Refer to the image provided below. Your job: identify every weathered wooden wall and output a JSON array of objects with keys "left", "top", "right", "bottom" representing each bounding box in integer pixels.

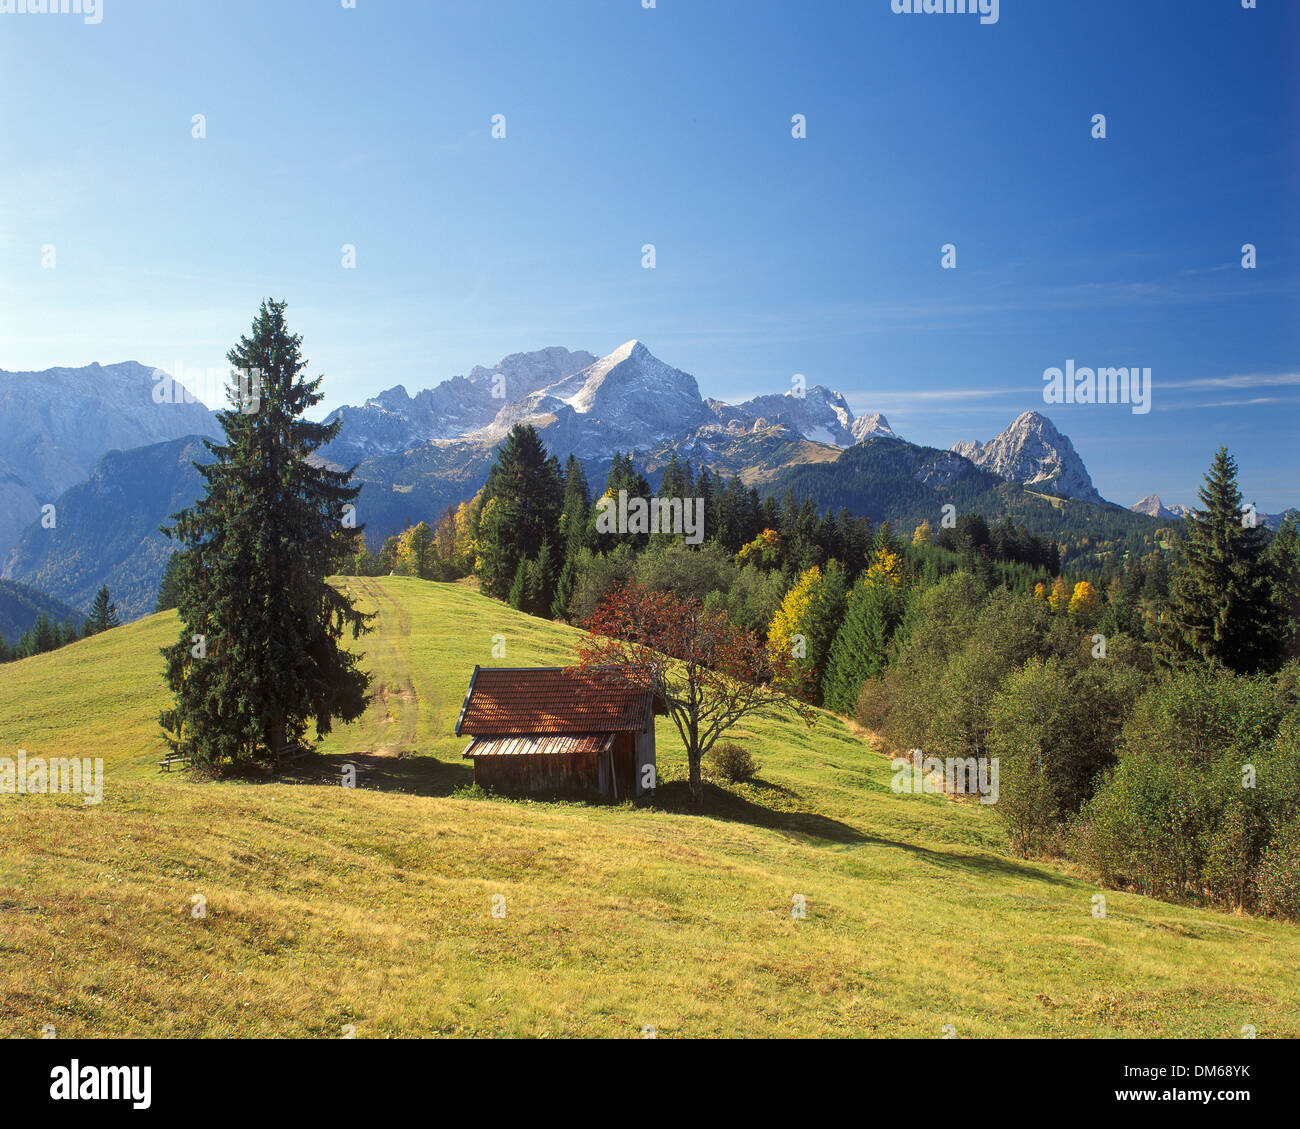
[{"left": 473, "top": 751, "right": 602, "bottom": 796}]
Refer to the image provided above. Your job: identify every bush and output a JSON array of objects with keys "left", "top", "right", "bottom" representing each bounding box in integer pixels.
[
  {"left": 854, "top": 677, "right": 893, "bottom": 732},
  {"left": 1255, "top": 826, "right": 1300, "bottom": 920},
  {"left": 709, "top": 741, "right": 761, "bottom": 784},
  {"left": 1073, "top": 666, "right": 1298, "bottom": 915}
]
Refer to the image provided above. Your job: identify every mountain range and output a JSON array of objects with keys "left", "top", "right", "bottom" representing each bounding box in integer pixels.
[
  {"left": 0, "top": 361, "right": 219, "bottom": 559},
  {"left": 1128, "top": 494, "right": 1296, "bottom": 530},
  {"left": 2, "top": 341, "right": 1291, "bottom": 621}
]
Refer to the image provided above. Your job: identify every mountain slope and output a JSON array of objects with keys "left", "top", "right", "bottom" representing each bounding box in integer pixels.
[
  {"left": 705, "top": 386, "right": 887, "bottom": 447},
  {"left": 952, "top": 411, "right": 1103, "bottom": 503},
  {"left": 762, "top": 435, "right": 1164, "bottom": 568},
  {"left": 2, "top": 577, "right": 1297, "bottom": 1037},
  {"left": 2, "top": 435, "right": 212, "bottom": 619},
  {"left": 0, "top": 362, "right": 220, "bottom": 558},
  {"left": 0, "top": 579, "right": 83, "bottom": 640}
]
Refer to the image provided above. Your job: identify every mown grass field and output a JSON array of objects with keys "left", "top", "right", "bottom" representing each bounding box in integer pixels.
[{"left": 1, "top": 577, "right": 1297, "bottom": 1038}]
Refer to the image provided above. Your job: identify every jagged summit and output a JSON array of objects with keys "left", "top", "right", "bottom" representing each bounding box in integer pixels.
[
  {"left": 1130, "top": 494, "right": 1191, "bottom": 520},
  {"left": 952, "top": 410, "right": 1103, "bottom": 503},
  {"left": 323, "top": 340, "right": 897, "bottom": 461}
]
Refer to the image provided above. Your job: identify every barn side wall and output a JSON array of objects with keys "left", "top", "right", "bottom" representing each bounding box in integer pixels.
[{"left": 472, "top": 752, "right": 603, "bottom": 797}]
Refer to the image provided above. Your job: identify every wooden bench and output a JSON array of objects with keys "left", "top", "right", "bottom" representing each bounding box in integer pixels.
[
  {"left": 273, "top": 744, "right": 311, "bottom": 772},
  {"left": 157, "top": 752, "right": 192, "bottom": 772}
]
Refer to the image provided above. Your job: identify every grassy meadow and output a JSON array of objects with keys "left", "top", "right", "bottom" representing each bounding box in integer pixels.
[{"left": 1, "top": 576, "right": 1297, "bottom": 1038}]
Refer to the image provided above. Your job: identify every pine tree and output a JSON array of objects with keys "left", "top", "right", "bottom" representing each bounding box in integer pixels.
[
  {"left": 87, "top": 586, "right": 120, "bottom": 634},
  {"left": 822, "top": 548, "right": 906, "bottom": 713},
  {"left": 553, "top": 456, "right": 592, "bottom": 620},
  {"left": 31, "top": 614, "right": 59, "bottom": 655},
  {"left": 160, "top": 299, "right": 372, "bottom": 770},
  {"left": 508, "top": 559, "right": 529, "bottom": 612},
  {"left": 476, "top": 424, "right": 563, "bottom": 599},
  {"left": 1165, "top": 447, "right": 1280, "bottom": 673},
  {"left": 0, "top": 631, "right": 10, "bottom": 664}
]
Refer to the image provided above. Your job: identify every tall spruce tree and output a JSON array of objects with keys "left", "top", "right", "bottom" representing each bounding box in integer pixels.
[
  {"left": 160, "top": 300, "right": 372, "bottom": 769},
  {"left": 1165, "top": 447, "right": 1279, "bottom": 674},
  {"left": 552, "top": 455, "right": 593, "bottom": 619},
  {"left": 475, "top": 424, "right": 563, "bottom": 600},
  {"left": 822, "top": 554, "right": 907, "bottom": 715}
]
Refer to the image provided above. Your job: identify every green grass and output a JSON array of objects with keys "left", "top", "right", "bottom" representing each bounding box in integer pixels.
[{"left": 1, "top": 576, "right": 1297, "bottom": 1038}]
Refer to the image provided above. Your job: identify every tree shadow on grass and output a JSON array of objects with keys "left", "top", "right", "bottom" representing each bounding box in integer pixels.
[
  {"left": 278, "top": 750, "right": 473, "bottom": 796},
  {"left": 650, "top": 780, "right": 869, "bottom": 844},
  {"left": 649, "top": 780, "right": 1074, "bottom": 886}
]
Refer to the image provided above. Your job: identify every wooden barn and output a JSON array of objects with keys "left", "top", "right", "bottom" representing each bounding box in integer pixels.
[{"left": 455, "top": 666, "right": 665, "bottom": 801}]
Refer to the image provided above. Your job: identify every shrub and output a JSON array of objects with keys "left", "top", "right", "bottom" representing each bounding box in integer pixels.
[
  {"left": 1255, "top": 826, "right": 1300, "bottom": 920},
  {"left": 854, "top": 677, "right": 893, "bottom": 732},
  {"left": 709, "top": 741, "right": 761, "bottom": 784},
  {"left": 1074, "top": 666, "right": 1298, "bottom": 914}
]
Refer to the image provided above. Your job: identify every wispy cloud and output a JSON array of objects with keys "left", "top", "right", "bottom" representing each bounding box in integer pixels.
[{"left": 1161, "top": 373, "right": 1300, "bottom": 390}]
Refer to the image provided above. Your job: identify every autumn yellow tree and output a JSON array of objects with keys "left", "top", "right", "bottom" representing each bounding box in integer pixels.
[
  {"left": 767, "top": 565, "right": 822, "bottom": 659},
  {"left": 1068, "top": 580, "right": 1100, "bottom": 620},
  {"left": 912, "top": 520, "right": 933, "bottom": 547},
  {"left": 737, "top": 528, "right": 784, "bottom": 569},
  {"left": 395, "top": 522, "right": 434, "bottom": 578},
  {"left": 452, "top": 491, "right": 482, "bottom": 574},
  {"left": 766, "top": 563, "right": 848, "bottom": 701},
  {"left": 1048, "top": 575, "right": 1071, "bottom": 613}
]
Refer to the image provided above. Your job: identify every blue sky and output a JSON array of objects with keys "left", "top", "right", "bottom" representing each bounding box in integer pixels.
[{"left": 2, "top": 0, "right": 1297, "bottom": 508}]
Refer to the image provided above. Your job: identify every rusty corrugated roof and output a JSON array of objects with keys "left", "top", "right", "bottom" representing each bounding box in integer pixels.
[
  {"left": 461, "top": 732, "right": 614, "bottom": 758},
  {"left": 455, "top": 666, "right": 656, "bottom": 736}
]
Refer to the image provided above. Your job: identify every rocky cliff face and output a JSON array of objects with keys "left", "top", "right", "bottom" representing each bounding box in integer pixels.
[{"left": 952, "top": 411, "right": 1103, "bottom": 503}]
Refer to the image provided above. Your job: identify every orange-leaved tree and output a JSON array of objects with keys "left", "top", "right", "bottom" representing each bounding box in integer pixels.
[{"left": 579, "top": 583, "right": 814, "bottom": 804}]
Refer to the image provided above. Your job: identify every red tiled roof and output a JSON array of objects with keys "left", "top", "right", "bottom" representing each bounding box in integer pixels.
[
  {"left": 461, "top": 732, "right": 614, "bottom": 758},
  {"left": 455, "top": 667, "right": 657, "bottom": 736}
]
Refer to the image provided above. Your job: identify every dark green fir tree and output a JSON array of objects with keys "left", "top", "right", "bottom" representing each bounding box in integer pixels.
[
  {"left": 87, "top": 585, "right": 120, "bottom": 634},
  {"left": 475, "top": 424, "right": 563, "bottom": 600},
  {"left": 159, "top": 300, "right": 372, "bottom": 770},
  {"left": 1164, "top": 447, "right": 1280, "bottom": 674}
]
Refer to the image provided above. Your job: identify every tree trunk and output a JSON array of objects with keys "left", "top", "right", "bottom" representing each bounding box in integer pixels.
[{"left": 688, "top": 750, "right": 703, "bottom": 805}]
